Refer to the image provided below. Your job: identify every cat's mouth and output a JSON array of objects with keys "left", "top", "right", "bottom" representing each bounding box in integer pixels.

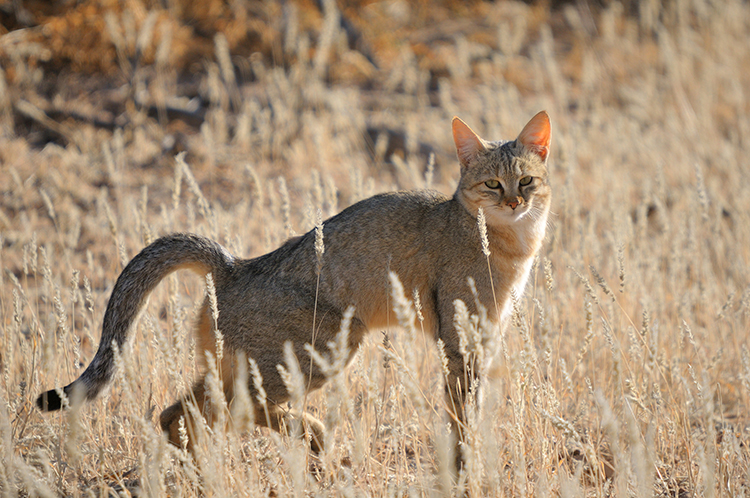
[
  {"left": 498, "top": 199, "right": 532, "bottom": 218},
  {"left": 507, "top": 205, "right": 531, "bottom": 221},
  {"left": 481, "top": 202, "right": 532, "bottom": 226}
]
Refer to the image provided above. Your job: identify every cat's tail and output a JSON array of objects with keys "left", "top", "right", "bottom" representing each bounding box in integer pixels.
[{"left": 36, "top": 233, "right": 235, "bottom": 412}]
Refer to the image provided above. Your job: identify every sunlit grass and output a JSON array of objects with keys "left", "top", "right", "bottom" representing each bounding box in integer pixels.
[{"left": 1, "top": 0, "right": 749, "bottom": 496}]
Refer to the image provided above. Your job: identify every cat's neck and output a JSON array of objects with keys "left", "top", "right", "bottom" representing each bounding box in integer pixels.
[
  {"left": 451, "top": 190, "right": 550, "bottom": 259},
  {"left": 486, "top": 205, "right": 549, "bottom": 259}
]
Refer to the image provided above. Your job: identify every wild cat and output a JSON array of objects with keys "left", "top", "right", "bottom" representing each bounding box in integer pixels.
[{"left": 37, "top": 111, "right": 552, "bottom": 469}]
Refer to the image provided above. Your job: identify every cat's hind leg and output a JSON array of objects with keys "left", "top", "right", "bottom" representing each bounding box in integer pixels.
[
  {"left": 160, "top": 303, "right": 237, "bottom": 451},
  {"left": 253, "top": 405, "right": 326, "bottom": 454}
]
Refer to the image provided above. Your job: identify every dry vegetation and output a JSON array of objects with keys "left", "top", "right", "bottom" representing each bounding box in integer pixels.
[{"left": 1, "top": 0, "right": 750, "bottom": 496}]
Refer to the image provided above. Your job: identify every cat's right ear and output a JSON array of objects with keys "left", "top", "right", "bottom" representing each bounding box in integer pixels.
[
  {"left": 517, "top": 111, "right": 551, "bottom": 162},
  {"left": 452, "top": 117, "right": 486, "bottom": 168}
]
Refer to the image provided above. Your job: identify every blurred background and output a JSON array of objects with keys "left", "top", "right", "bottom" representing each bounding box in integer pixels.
[{"left": 3, "top": 0, "right": 745, "bottom": 196}]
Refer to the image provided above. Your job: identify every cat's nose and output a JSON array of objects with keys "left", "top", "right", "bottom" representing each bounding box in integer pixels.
[{"left": 506, "top": 198, "right": 521, "bottom": 210}]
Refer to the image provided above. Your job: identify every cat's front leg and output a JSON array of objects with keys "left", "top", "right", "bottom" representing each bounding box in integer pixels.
[{"left": 439, "top": 347, "right": 482, "bottom": 479}]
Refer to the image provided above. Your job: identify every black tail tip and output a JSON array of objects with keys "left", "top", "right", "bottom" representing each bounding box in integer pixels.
[{"left": 36, "top": 389, "right": 63, "bottom": 411}]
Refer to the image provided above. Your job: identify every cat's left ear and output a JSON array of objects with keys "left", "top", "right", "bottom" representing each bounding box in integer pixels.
[
  {"left": 517, "top": 111, "right": 551, "bottom": 162},
  {"left": 452, "top": 117, "right": 486, "bottom": 168}
]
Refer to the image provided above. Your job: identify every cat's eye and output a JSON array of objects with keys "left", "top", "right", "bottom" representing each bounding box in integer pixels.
[
  {"left": 485, "top": 180, "right": 501, "bottom": 189},
  {"left": 519, "top": 176, "right": 533, "bottom": 186}
]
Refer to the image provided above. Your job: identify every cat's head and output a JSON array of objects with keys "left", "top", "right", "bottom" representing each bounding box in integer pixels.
[{"left": 452, "top": 111, "right": 551, "bottom": 227}]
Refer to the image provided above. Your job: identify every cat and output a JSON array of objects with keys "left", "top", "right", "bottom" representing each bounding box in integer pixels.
[{"left": 37, "top": 111, "right": 552, "bottom": 471}]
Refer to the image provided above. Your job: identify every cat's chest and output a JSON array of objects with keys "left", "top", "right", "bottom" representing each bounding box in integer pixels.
[
  {"left": 488, "top": 212, "right": 547, "bottom": 258},
  {"left": 496, "top": 256, "right": 535, "bottom": 326},
  {"left": 488, "top": 218, "right": 547, "bottom": 324}
]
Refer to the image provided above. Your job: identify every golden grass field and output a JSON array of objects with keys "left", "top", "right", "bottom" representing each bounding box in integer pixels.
[{"left": 1, "top": 0, "right": 749, "bottom": 496}]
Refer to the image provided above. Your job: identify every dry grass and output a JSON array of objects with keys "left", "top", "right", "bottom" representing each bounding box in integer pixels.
[{"left": 1, "top": 0, "right": 750, "bottom": 496}]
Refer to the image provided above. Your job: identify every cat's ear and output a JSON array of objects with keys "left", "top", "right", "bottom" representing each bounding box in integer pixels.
[
  {"left": 517, "top": 111, "right": 551, "bottom": 162},
  {"left": 452, "top": 117, "right": 486, "bottom": 167}
]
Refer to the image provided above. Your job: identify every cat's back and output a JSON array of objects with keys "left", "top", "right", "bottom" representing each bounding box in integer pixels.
[
  {"left": 244, "top": 189, "right": 454, "bottom": 276},
  {"left": 329, "top": 189, "right": 448, "bottom": 227},
  {"left": 242, "top": 187, "right": 481, "bottom": 286},
  {"left": 316, "top": 189, "right": 451, "bottom": 263},
  {"left": 231, "top": 188, "right": 476, "bottom": 330}
]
